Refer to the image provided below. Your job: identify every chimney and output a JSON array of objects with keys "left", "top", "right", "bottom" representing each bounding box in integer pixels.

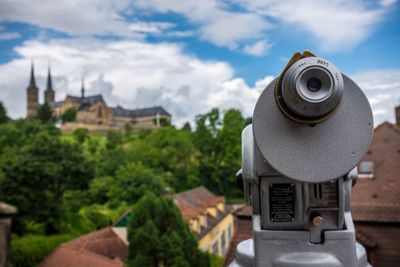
[
  {"left": 396, "top": 102, "right": 400, "bottom": 126},
  {"left": 0, "top": 202, "right": 17, "bottom": 267}
]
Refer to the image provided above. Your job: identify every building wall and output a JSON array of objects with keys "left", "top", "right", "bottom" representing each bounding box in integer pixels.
[
  {"left": 27, "top": 88, "right": 39, "bottom": 118},
  {"left": 110, "top": 114, "right": 171, "bottom": 131},
  {"left": 356, "top": 222, "right": 400, "bottom": 267},
  {"left": 75, "top": 102, "right": 110, "bottom": 125},
  {"left": 198, "top": 213, "right": 234, "bottom": 257},
  {"left": 44, "top": 90, "right": 55, "bottom": 104},
  {"left": 53, "top": 99, "right": 80, "bottom": 117}
]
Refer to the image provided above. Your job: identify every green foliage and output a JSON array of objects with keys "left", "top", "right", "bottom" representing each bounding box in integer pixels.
[
  {"left": 80, "top": 205, "right": 114, "bottom": 229},
  {"left": 11, "top": 234, "right": 74, "bottom": 267},
  {"left": 61, "top": 107, "right": 77, "bottom": 122},
  {"left": 194, "top": 108, "right": 245, "bottom": 196},
  {"left": 0, "top": 120, "right": 95, "bottom": 234},
  {"left": 73, "top": 128, "right": 89, "bottom": 143},
  {"left": 181, "top": 122, "right": 192, "bottom": 132},
  {"left": 153, "top": 117, "right": 171, "bottom": 127},
  {"left": 209, "top": 253, "right": 224, "bottom": 267},
  {"left": 88, "top": 176, "right": 114, "bottom": 204},
  {"left": 108, "top": 163, "right": 166, "bottom": 207},
  {"left": 97, "top": 147, "right": 126, "bottom": 176},
  {"left": 0, "top": 101, "right": 9, "bottom": 124},
  {"left": 128, "top": 192, "right": 209, "bottom": 267},
  {"left": 106, "top": 130, "right": 123, "bottom": 149},
  {"left": 126, "top": 126, "right": 199, "bottom": 191},
  {"left": 1, "top": 107, "right": 248, "bottom": 265},
  {"left": 37, "top": 103, "right": 54, "bottom": 124}
]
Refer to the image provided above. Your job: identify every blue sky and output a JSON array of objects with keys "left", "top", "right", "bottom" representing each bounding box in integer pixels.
[{"left": 0, "top": 0, "right": 399, "bottom": 125}]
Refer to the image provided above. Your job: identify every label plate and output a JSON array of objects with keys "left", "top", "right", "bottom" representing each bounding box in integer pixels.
[{"left": 269, "top": 183, "right": 295, "bottom": 222}]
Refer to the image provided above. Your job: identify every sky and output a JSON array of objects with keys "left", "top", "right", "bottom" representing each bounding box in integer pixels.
[{"left": 0, "top": 0, "right": 399, "bottom": 126}]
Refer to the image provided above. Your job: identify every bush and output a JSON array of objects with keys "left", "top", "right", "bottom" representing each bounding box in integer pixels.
[
  {"left": 61, "top": 107, "right": 77, "bottom": 123},
  {"left": 11, "top": 234, "right": 74, "bottom": 267},
  {"left": 209, "top": 253, "right": 224, "bottom": 267}
]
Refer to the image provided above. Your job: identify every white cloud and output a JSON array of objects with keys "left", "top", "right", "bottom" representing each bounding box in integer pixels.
[
  {"left": 129, "top": 22, "right": 175, "bottom": 34},
  {"left": 1, "top": 37, "right": 398, "bottom": 127},
  {"left": 132, "top": 0, "right": 272, "bottom": 53},
  {"left": 0, "top": 0, "right": 396, "bottom": 54},
  {"left": 352, "top": 69, "right": 400, "bottom": 125},
  {"left": 0, "top": 0, "right": 134, "bottom": 37},
  {"left": 243, "top": 40, "right": 272, "bottom": 56},
  {"left": 234, "top": 0, "right": 396, "bottom": 52},
  {"left": 0, "top": 38, "right": 269, "bottom": 126},
  {"left": 0, "top": 31, "right": 20, "bottom": 40}
]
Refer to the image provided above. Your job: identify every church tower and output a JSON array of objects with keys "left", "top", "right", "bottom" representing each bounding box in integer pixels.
[
  {"left": 26, "top": 63, "right": 39, "bottom": 118},
  {"left": 44, "top": 66, "right": 55, "bottom": 103}
]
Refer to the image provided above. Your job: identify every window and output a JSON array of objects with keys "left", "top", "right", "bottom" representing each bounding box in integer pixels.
[
  {"left": 228, "top": 224, "right": 232, "bottom": 241},
  {"left": 212, "top": 241, "right": 219, "bottom": 255},
  {"left": 221, "top": 231, "right": 226, "bottom": 255},
  {"left": 358, "top": 161, "right": 374, "bottom": 179}
]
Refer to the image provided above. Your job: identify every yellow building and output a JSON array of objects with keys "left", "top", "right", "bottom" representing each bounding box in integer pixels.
[{"left": 173, "top": 186, "right": 235, "bottom": 256}]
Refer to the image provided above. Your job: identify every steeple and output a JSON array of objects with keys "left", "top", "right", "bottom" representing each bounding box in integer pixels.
[
  {"left": 44, "top": 65, "right": 55, "bottom": 103},
  {"left": 46, "top": 66, "right": 54, "bottom": 92},
  {"left": 29, "top": 62, "right": 36, "bottom": 88},
  {"left": 81, "top": 76, "right": 85, "bottom": 99}
]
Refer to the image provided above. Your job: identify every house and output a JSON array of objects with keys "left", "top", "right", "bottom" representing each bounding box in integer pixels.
[
  {"left": 223, "top": 205, "right": 252, "bottom": 267},
  {"left": 173, "top": 186, "right": 235, "bottom": 257},
  {"left": 39, "top": 227, "right": 128, "bottom": 267},
  {"left": 351, "top": 104, "right": 400, "bottom": 266},
  {"left": 113, "top": 186, "right": 235, "bottom": 257}
]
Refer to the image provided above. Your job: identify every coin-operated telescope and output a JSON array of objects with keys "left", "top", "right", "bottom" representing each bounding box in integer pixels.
[{"left": 231, "top": 51, "right": 373, "bottom": 267}]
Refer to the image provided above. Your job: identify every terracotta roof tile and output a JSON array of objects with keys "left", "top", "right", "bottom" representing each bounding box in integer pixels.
[
  {"left": 352, "top": 121, "right": 400, "bottom": 222},
  {"left": 173, "top": 186, "right": 224, "bottom": 220},
  {"left": 39, "top": 227, "right": 128, "bottom": 267}
]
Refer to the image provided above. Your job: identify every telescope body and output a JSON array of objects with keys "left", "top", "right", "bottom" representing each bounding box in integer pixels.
[{"left": 231, "top": 54, "right": 373, "bottom": 267}]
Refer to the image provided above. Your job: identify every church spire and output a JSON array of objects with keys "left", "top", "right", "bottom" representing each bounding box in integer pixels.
[
  {"left": 29, "top": 61, "right": 36, "bottom": 88},
  {"left": 44, "top": 65, "right": 55, "bottom": 104},
  {"left": 46, "top": 66, "right": 54, "bottom": 92},
  {"left": 81, "top": 76, "right": 85, "bottom": 99}
]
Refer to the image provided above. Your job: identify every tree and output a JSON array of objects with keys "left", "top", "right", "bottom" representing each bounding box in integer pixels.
[
  {"left": 0, "top": 126, "right": 94, "bottom": 234},
  {"left": 128, "top": 192, "right": 209, "bottom": 267},
  {"left": 0, "top": 102, "right": 9, "bottom": 124},
  {"left": 216, "top": 109, "right": 245, "bottom": 197},
  {"left": 37, "top": 103, "right": 54, "bottom": 124},
  {"left": 181, "top": 122, "right": 192, "bottom": 132},
  {"left": 126, "top": 127, "right": 199, "bottom": 191},
  {"left": 106, "top": 130, "right": 123, "bottom": 150},
  {"left": 107, "top": 163, "right": 166, "bottom": 207},
  {"left": 193, "top": 108, "right": 245, "bottom": 197},
  {"left": 73, "top": 128, "right": 89, "bottom": 143},
  {"left": 61, "top": 107, "right": 77, "bottom": 123}
]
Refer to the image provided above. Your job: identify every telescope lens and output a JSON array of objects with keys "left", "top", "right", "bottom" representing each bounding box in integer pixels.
[
  {"left": 307, "top": 77, "right": 322, "bottom": 92},
  {"left": 280, "top": 57, "right": 344, "bottom": 119}
]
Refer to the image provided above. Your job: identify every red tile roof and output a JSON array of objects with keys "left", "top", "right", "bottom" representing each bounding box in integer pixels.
[
  {"left": 173, "top": 186, "right": 224, "bottom": 220},
  {"left": 39, "top": 227, "right": 128, "bottom": 267},
  {"left": 352, "top": 122, "right": 400, "bottom": 222}
]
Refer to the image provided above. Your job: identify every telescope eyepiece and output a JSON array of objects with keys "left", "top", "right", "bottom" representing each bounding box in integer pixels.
[{"left": 280, "top": 57, "right": 344, "bottom": 120}]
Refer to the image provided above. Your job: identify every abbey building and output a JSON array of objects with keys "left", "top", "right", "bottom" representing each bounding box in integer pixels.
[{"left": 26, "top": 64, "right": 171, "bottom": 132}]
